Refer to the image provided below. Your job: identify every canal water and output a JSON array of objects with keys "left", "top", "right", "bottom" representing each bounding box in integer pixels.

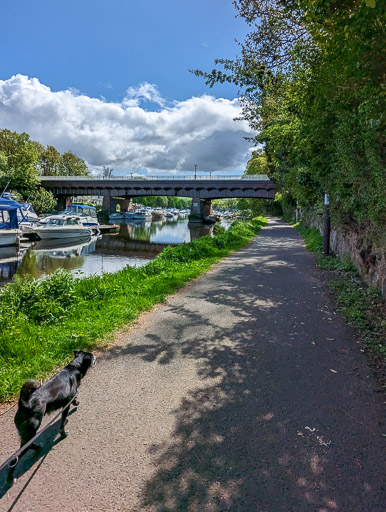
[{"left": 0, "top": 217, "right": 227, "bottom": 285}]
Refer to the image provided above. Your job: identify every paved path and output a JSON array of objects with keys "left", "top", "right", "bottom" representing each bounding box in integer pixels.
[{"left": 0, "top": 218, "right": 385, "bottom": 511}]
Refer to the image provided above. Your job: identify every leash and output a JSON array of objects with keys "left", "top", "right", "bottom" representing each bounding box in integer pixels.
[
  {"left": 0, "top": 402, "right": 17, "bottom": 417},
  {"left": 0, "top": 394, "right": 78, "bottom": 475}
]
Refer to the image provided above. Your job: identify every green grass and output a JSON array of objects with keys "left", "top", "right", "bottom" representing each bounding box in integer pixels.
[
  {"left": 290, "top": 220, "right": 385, "bottom": 359},
  {"left": 0, "top": 217, "right": 267, "bottom": 400},
  {"left": 292, "top": 221, "right": 323, "bottom": 252}
]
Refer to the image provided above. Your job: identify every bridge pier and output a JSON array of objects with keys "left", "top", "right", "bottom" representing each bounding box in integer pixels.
[
  {"left": 102, "top": 197, "right": 133, "bottom": 213},
  {"left": 102, "top": 196, "right": 111, "bottom": 212},
  {"left": 118, "top": 198, "right": 133, "bottom": 212},
  {"left": 56, "top": 196, "right": 72, "bottom": 211},
  {"left": 189, "top": 198, "right": 214, "bottom": 224}
]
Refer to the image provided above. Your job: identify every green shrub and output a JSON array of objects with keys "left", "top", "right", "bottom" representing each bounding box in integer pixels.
[
  {"left": 0, "top": 269, "right": 77, "bottom": 324},
  {"left": 213, "top": 223, "right": 226, "bottom": 236}
]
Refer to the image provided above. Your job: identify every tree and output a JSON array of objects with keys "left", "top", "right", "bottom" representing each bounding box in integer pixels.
[
  {"left": 39, "top": 145, "right": 62, "bottom": 176},
  {"left": 0, "top": 128, "right": 39, "bottom": 196},
  {"left": 31, "top": 187, "right": 57, "bottom": 214},
  {"left": 155, "top": 196, "right": 168, "bottom": 208},
  {"left": 60, "top": 151, "right": 89, "bottom": 176},
  {"left": 245, "top": 152, "right": 269, "bottom": 176},
  {"left": 193, "top": 0, "right": 386, "bottom": 237},
  {"left": 0, "top": 129, "right": 94, "bottom": 214},
  {"left": 237, "top": 152, "right": 270, "bottom": 216},
  {"left": 102, "top": 165, "right": 113, "bottom": 178},
  {"left": 0, "top": 150, "right": 7, "bottom": 175}
]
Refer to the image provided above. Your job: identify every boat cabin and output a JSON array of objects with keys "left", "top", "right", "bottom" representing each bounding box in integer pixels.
[
  {"left": 0, "top": 198, "right": 25, "bottom": 229},
  {"left": 44, "top": 215, "right": 83, "bottom": 226},
  {"left": 64, "top": 204, "right": 97, "bottom": 219}
]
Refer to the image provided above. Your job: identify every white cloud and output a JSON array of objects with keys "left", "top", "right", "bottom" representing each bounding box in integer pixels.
[
  {"left": 0, "top": 74, "right": 254, "bottom": 174},
  {"left": 123, "top": 82, "right": 166, "bottom": 108}
]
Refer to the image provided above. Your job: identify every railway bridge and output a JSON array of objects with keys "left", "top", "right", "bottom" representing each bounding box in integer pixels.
[{"left": 39, "top": 175, "right": 276, "bottom": 222}]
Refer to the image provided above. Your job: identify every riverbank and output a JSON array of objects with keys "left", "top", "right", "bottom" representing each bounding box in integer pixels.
[{"left": 0, "top": 217, "right": 267, "bottom": 400}]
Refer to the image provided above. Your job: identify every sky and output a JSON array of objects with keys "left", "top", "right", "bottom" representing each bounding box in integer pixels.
[{"left": 0, "top": 0, "right": 255, "bottom": 176}]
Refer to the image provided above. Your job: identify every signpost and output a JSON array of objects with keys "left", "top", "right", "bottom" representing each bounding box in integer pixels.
[{"left": 323, "top": 193, "right": 330, "bottom": 256}]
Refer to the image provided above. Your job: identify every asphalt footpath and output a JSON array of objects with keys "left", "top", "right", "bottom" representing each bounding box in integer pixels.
[{"left": 0, "top": 217, "right": 385, "bottom": 511}]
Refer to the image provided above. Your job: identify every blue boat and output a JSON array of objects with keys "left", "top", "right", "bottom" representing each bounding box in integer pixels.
[{"left": 0, "top": 197, "right": 24, "bottom": 246}]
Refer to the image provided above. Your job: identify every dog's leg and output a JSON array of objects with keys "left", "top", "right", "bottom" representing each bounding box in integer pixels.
[
  {"left": 7, "top": 459, "right": 17, "bottom": 485},
  {"left": 19, "top": 427, "right": 41, "bottom": 452},
  {"left": 73, "top": 392, "right": 79, "bottom": 407},
  {"left": 7, "top": 430, "right": 41, "bottom": 485},
  {"left": 59, "top": 403, "right": 71, "bottom": 438}
]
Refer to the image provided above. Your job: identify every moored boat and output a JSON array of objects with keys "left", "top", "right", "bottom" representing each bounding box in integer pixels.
[
  {"left": 63, "top": 204, "right": 99, "bottom": 227},
  {"left": 35, "top": 216, "right": 93, "bottom": 240},
  {"left": 151, "top": 209, "right": 165, "bottom": 220},
  {"left": 133, "top": 209, "right": 152, "bottom": 220},
  {"left": 0, "top": 197, "right": 22, "bottom": 246},
  {"left": 164, "top": 210, "right": 176, "bottom": 219},
  {"left": 0, "top": 229, "right": 21, "bottom": 247}
]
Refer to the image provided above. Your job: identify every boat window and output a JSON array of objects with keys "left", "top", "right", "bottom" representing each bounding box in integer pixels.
[
  {"left": 67, "top": 219, "right": 79, "bottom": 225},
  {"left": 0, "top": 211, "right": 10, "bottom": 223},
  {"left": 1, "top": 211, "right": 7, "bottom": 222}
]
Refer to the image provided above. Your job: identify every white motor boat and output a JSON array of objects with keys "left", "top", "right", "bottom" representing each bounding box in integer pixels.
[
  {"left": 164, "top": 210, "right": 176, "bottom": 219},
  {"left": 39, "top": 204, "right": 100, "bottom": 229},
  {"left": 133, "top": 209, "right": 152, "bottom": 220},
  {"left": 35, "top": 216, "right": 93, "bottom": 240},
  {"left": 62, "top": 204, "right": 100, "bottom": 227}
]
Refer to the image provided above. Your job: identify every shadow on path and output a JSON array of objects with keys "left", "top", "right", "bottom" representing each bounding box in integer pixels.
[
  {"left": 0, "top": 410, "right": 76, "bottom": 502},
  {"left": 102, "top": 221, "right": 385, "bottom": 511}
]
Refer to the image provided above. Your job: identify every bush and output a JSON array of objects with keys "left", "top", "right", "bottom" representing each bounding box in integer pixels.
[{"left": 0, "top": 269, "right": 77, "bottom": 324}]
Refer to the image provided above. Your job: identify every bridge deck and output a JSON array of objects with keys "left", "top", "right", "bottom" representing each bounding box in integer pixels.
[{"left": 39, "top": 175, "right": 276, "bottom": 199}]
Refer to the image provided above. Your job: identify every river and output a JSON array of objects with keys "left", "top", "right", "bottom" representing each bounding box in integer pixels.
[{"left": 0, "top": 217, "right": 230, "bottom": 285}]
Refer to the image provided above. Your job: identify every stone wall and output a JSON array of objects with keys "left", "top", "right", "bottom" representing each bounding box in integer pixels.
[
  {"left": 300, "top": 208, "right": 386, "bottom": 296},
  {"left": 329, "top": 228, "right": 386, "bottom": 297}
]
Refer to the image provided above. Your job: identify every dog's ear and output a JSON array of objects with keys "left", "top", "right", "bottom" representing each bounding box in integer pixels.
[{"left": 74, "top": 350, "right": 81, "bottom": 358}]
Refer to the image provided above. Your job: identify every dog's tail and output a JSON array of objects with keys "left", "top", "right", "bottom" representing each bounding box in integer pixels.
[{"left": 19, "top": 380, "right": 39, "bottom": 405}]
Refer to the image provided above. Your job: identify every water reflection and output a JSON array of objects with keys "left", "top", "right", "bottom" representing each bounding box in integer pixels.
[
  {"left": 0, "top": 246, "right": 26, "bottom": 284},
  {"left": 0, "top": 217, "right": 228, "bottom": 285},
  {"left": 19, "top": 237, "right": 100, "bottom": 279},
  {"left": 116, "top": 217, "right": 198, "bottom": 244}
]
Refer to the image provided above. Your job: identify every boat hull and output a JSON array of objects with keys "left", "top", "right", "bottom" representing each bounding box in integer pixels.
[
  {"left": 35, "top": 227, "right": 92, "bottom": 240},
  {"left": 133, "top": 213, "right": 152, "bottom": 220},
  {"left": 0, "top": 229, "right": 21, "bottom": 247}
]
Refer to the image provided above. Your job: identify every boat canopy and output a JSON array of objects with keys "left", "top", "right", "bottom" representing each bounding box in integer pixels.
[
  {"left": 72, "top": 204, "right": 96, "bottom": 209},
  {"left": 65, "top": 204, "right": 97, "bottom": 218},
  {"left": 0, "top": 198, "right": 26, "bottom": 229}
]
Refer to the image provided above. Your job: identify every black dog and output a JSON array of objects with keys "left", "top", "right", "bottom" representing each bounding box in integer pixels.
[{"left": 14, "top": 350, "right": 96, "bottom": 451}]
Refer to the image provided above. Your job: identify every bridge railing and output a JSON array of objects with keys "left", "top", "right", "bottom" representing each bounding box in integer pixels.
[{"left": 38, "top": 174, "right": 270, "bottom": 181}]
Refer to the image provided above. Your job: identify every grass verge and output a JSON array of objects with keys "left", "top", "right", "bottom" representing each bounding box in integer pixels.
[
  {"left": 291, "top": 220, "right": 385, "bottom": 381},
  {"left": 0, "top": 217, "right": 267, "bottom": 400}
]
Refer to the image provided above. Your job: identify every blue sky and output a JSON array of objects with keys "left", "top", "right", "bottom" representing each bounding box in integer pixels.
[{"left": 0, "top": 0, "right": 255, "bottom": 174}]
